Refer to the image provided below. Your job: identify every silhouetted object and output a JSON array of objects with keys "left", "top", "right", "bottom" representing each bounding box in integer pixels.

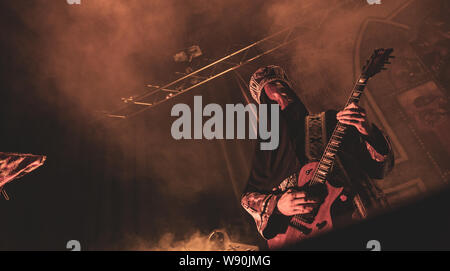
[{"left": 0, "top": 152, "right": 46, "bottom": 200}]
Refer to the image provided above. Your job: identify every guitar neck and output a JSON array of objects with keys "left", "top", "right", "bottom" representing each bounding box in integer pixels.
[
  {"left": 310, "top": 75, "right": 369, "bottom": 185},
  {"left": 345, "top": 75, "right": 369, "bottom": 107}
]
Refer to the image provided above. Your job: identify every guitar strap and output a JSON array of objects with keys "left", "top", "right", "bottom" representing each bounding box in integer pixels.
[
  {"left": 305, "top": 112, "right": 369, "bottom": 219},
  {"left": 305, "top": 112, "right": 327, "bottom": 162}
]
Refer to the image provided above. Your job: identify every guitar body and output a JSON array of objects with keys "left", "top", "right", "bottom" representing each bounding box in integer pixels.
[{"left": 267, "top": 162, "right": 344, "bottom": 250}]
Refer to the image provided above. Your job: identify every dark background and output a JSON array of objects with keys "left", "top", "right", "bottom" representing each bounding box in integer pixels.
[{"left": 0, "top": 0, "right": 448, "bottom": 250}]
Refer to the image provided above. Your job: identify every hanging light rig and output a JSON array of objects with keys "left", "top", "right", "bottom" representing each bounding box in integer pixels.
[{"left": 104, "top": 24, "right": 309, "bottom": 120}]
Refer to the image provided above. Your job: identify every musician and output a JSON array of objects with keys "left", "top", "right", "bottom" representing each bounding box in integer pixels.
[{"left": 241, "top": 65, "right": 394, "bottom": 247}]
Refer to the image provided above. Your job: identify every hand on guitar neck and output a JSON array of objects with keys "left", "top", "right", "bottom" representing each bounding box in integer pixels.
[{"left": 336, "top": 102, "right": 373, "bottom": 136}]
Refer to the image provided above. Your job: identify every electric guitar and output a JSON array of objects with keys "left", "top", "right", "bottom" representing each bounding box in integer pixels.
[{"left": 267, "top": 48, "right": 394, "bottom": 250}]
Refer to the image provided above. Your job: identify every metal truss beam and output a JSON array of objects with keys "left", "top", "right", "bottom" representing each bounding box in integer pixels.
[{"left": 104, "top": 24, "right": 309, "bottom": 120}]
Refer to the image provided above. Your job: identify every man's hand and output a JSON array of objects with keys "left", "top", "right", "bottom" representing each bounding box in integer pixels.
[
  {"left": 276, "top": 189, "right": 318, "bottom": 216},
  {"left": 336, "top": 103, "right": 372, "bottom": 136}
]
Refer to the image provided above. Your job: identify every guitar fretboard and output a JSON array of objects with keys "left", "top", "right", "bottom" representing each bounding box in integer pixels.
[{"left": 310, "top": 75, "right": 369, "bottom": 185}]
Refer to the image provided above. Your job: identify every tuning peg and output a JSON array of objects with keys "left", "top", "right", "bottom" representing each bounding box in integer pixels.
[{"left": 389, "top": 55, "right": 395, "bottom": 58}]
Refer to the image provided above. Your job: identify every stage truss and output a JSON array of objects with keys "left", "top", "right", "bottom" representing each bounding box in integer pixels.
[{"left": 104, "top": 25, "right": 309, "bottom": 120}]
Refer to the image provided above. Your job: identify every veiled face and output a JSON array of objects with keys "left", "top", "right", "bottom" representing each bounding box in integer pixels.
[{"left": 263, "top": 81, "right": 295, "bottom": 110}]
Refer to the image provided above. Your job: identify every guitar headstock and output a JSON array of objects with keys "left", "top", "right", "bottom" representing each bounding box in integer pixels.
[{"left": 361, "top": 48, "right": 394, "bottom": 78}]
